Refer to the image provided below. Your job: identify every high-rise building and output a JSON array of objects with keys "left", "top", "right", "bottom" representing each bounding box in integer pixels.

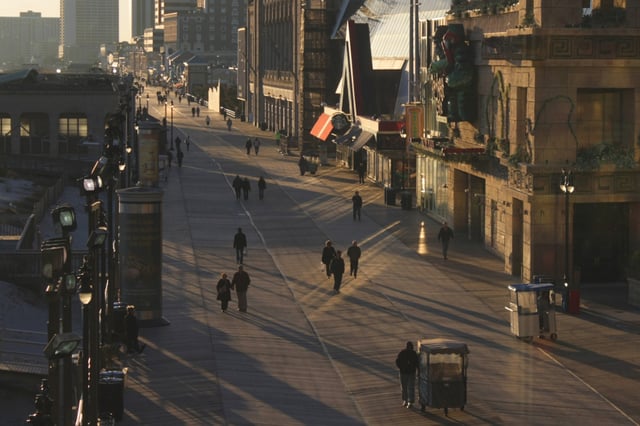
[
  {"left": 155, "top": 0, "right": 197, "bottom": 28},
  {"left": 0, "top": 11, "right": 59, "bottom": 70},
  {"left": 133, "top": 0, "right": 155, "bottom": 39},
  {"left": 60, "top": 0, "right": 119, "bottom": 64}
]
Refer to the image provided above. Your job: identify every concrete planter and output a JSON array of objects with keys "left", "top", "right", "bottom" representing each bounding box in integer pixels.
[{"left": 628, "top": 277, "right": 640, "bottom": 308}]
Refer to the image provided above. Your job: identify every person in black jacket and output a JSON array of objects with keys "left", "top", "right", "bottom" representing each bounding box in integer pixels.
[
  {"left": 330, "top": 250, "right": 345, "bottom": 294},
  {"left": 124, "top": 305, "right": 145, "bottom": 354},
  {"left": 233, "top": 227, "right": 247, "bottom": 264},
  {"left": 346, "top": 240, "right": 361, "bottom": 278},
  {"left": 232, "top": 175, "right": 242, "bottom": 200},
  {"left": 395, "top": 341, "right": 419, "bottom": 408},
  {"left": 321, "top": 240, "right": 337, "bottom": 279}
]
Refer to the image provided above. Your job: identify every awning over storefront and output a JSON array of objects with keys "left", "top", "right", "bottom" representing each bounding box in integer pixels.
[
  {"left": 350, "top": 130, "right": 374, "bottom": 151},
  {"left": 310, "top": 113, "right": 334, "bottom": 141}
]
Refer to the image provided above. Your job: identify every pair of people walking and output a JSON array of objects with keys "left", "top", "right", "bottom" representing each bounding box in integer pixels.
[
  {"left": 216, "top": 265, "right": 251, "bottom": 313},
  {"left": 232, "top": 175, "right": 252, "bottom": 200},
  {"left": 246, "top": 137, "right": 261, "bottom": 155}
]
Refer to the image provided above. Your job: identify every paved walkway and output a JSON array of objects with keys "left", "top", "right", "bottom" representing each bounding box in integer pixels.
[{"left": 107, "top": 97, "right": 640, "bottom": 426}]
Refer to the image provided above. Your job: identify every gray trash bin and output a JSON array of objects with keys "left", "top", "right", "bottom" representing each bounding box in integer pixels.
[{"left": 385, "top": 188, "right": 396, "bottom": 206}]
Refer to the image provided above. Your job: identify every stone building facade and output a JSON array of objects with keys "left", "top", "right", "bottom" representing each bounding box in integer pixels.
[{"left": 416, "top": 0, "right": 640, "bottom": 285}]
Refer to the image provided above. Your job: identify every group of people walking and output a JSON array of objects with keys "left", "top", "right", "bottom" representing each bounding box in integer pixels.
[
  {"left": 321, "top": 240, "right": 361, "bottom": 294},
  {"left": 245, "top": 137, "right": 261, "bottom": 155},
  {"left": 232, "top": 175, "right": 267, "bottom": 201}
]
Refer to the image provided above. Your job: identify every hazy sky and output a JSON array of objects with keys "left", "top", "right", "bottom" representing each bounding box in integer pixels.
[{"left": 0, "top": 1, "right": 132, "bottom": 41}]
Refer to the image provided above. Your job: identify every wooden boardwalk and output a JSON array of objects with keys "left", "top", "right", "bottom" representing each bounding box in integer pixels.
[{"left": 114, "top": 103, "right": 640, "bottom": 426}]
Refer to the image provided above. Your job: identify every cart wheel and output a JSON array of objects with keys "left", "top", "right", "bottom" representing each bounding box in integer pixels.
[
  {"left": 550, "top": 333, "right": 558, "bottom": 341},
  {"left": 444, "top": 407, "right": 448, "bottom": 415}
]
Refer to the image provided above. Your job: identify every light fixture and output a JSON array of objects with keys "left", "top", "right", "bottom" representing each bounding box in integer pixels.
[
  {"left": 51, "top": 204, "right": 77, "bottom": 233},
  {"left": 90, "top": 156, "right": 110, "bottom": 178},
  {"left": 87, "top": 226, "right": 108, "bottom": 249},
  {"left": 82, "top": 176, "right": 103, "bottom": 193},
  {"left": 78, "top": 275, "right": 92, "bottom": 305},
  {"left": 41, "top": 241, "right": 68, "bottom": 280},
  {"left": 43, "top": 332, "right": 81, "bottom": 360},
  {"left": 62, "top": 273, "right": 77, "bottom": 293}
]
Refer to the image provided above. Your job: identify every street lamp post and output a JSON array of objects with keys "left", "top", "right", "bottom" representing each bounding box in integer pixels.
[
  {"left": 170, "top": 101, "right": 174, "bottom": 150},
  {"left": 560, "top": 169, "right": 576, "bottom": 313}
]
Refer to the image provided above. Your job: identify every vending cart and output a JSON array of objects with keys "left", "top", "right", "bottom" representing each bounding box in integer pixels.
[
  {"left": 417, "top": 338, "right": 469, "bottom": 415},
  {"left": 505, "top": 283, "right": 557, "bottom": 342}
]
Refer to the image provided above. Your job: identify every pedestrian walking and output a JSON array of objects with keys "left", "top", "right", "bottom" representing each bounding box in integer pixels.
[
  {"left": 358, "top": 162, "right": 366, "bottom": 184},
  {"left": 245, "top": 138, "right": 252, "bottom": 155},
  {"left": 177, "top": 149, "right": 184, "bottom": 167},
  {"left": 185, "top": 135, "right": 191, "bottom": 151},
  {"left": 167, "top": 149, "right": 173, "bottom": 168},
  {"left": 395, "top": 341, "right": 419, "bottom": 408},
  {"left": 175, "top": 136, "right": 181, "bottom": 152},
  {"left": 124, "top": 305, "right": 146, "bottom": 354},
  {"left": 227, "top": 118, "right": 232, "bottom": 131},
  {"left": 253, "top": 138, "right": 261, "bottom": 155},
  {"left": 258, "top": 176, "right": 266, "bottom": 200},
  {"left": 233, "top": 227, "right": 247, "bottom": 264},
  {"left": 298, "top": 155, "right": 308, "bottom": 175},
  {"left": 232, "top": 175, "right": 242, "bottom": 200},
  {"left": 437, "top": 221, "right": 454, "bottom": 259},
  {"left": 205, "top": 116, "right": 211, "bottom": 126},
  {"left": 352, "top": 191, "right": 363, "bottom": 221},
  {"left": 223, "top": 109, "right": 227, "bottom": 120},
  {"left": 347, "top": 240, "right": 361, "bottom": 278},
  {"left": 232, "top": 265, "right": 251, "bottom": 312},
  {"left": 321, "top": 240, "right": 337, "bottom": 279},
  {"left": 330, "top": 250, "right": 345, "bottom": 294},
  {"left": 196, "top": 106, "right": 200, "bottom": 117},
  {"left": 192, "top": 107, "right": 196, "bottom": 117},
  {"left": 242, "top": 177, "right": 251, "bottom": 200},
  {"left": 216, "top": 273, "right": 233, "bottom": 312}
]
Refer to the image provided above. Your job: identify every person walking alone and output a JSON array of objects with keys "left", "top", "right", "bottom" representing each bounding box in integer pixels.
[
  {"left": 330, "top": 250, "right": 345, "bottom": 294},
  {"left": 245, "top": 138, "right": 252, "bottom": 155},
  {"left": 321, "top": 240, "right": 337, "bottom": 279},
  {"left": 216, "top": 273, "right": 232, "bottom": 312},
  {"left": 437, "top": 221, "right": 454, "bottom": 260},
  {"left": 352, "top": 191, "right": 363, "bottom": 221},
  {"left": 258, "top": 176, "right": 266, "bottom": 200},
  {"left": 232, "top": 265, "right": 251, "bottom": 312},
  {"left": 242, "top": 177, "right": 251, "bottom": 200},
  {"left": 124, "top": 305, "right": 145, "bottom": 354},
  {"left": 232, "top": 175, "right": 242, "bottom": 200},
  {"left": 253, "top": 138, "right": 261, "bottom": 155},
  {"left": 395, "top": 341, "right": 419, "bottom": 408},
  {"left": 347, "top": 240, "right": 361, "bottom": 278},
  {"left": 233, "top": 227, "right": 247, "bottom": 264}
]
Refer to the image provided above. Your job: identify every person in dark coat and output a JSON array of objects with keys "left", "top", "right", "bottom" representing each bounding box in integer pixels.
[
  {"left": 232, "top": 175, "right": 243, "bottom": 200},
  {"left": 253, "top": 138, "right": 261, "bottom": 155},
  {"left": 357, "top": 162, "right": 366, "bottom": 184},
  {"left": 321, "top": 240, "right": 337, "bottom": 279},
  {"left": 347, "top": 240, "right": 361, "bottom": 278},
  {"left": 233, "top": 227, "right": 247, "bottom": 264},
  {"left": 216, "top": 273, "right": 233, "bottom": 312},
  {"left": 232, "top": 265, "right": 251, "bottom": 312},
  {"left": 245, "top": 138, "right": 253, "bottom": 155},
  {"left": 352, "top": 191, "right": 363, "bottom": 221},
  {"left": 177, "top": 149, "right": 184, "bottom": 167},
  {"left": 258, "top": 176, "right": 266, "bottom": 200},
  {"left": 242, "top": 177, "right": 251, "bottom": 200},
  {"left": 396, "top": 341, "right": 419, "bottom": 408},
  {"left": 437, "top": 221, "right": 454, "bottom": 259},
  {"left": 330, "top": 250, "right": 345, "bottom": 294},
  {"left": 124, "top": 305, "right": 145, "bottom": 354},
  {"left": 298, "top": 155, "right": 308, "bottom": 175}
]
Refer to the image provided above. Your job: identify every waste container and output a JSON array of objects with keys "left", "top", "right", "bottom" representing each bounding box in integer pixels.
[
  {"left": 384, "top": 188, "right": 396, "bottom": 206},
  {"left": 401, "top": 191, "right": 412, "bottom": 210},
  {"left": 505, "top": 283, "right": 557, "bottom": 342},
  {"left": 99, "top": 370, "right": 126, "bottom": 421}
]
